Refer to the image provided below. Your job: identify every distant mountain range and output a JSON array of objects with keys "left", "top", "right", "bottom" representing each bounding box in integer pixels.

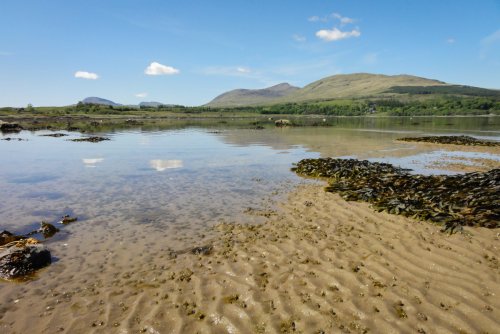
[
  {"left": 77, "top": 73, "right": 500, "bottom": 109},
  {"left": 81, "top": 97, "right": 122, "bottom": 106},
  {"left": 206, "top": 73, "right": 500, "bottom": 107},
  {"left": 80, "top": 98, "right": 170, "bottom": 108},
  {"left": 206, "top": 83, "right": 300, "bottom": 107}
]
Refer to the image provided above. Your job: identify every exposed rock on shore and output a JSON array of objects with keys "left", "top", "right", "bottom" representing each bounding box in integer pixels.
[{"left": 0, "top": 239, "right": 51, "bottom": 280}]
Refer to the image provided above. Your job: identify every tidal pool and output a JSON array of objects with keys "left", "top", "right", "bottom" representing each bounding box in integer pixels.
[{"left": 0, "top": 116, "right": 499, "bottom": 333}]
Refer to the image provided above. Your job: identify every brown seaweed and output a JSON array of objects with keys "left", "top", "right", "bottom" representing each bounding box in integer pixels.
[
  {"left": 293, "top": 158, "right": 499, "bottom": 230},
  {"left": 398, "top": 135, "right": 500, "bottom": 147}
]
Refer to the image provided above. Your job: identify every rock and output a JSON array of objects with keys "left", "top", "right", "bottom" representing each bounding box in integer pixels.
[
  {"left": 40, "top": 133, "right": 67, "bottom": 137},
  {"left": 39, "top": 222, "right": 59, "bottom": 238},
  {"left": 275, "top": 119, "right": 291, "bottom": 127},
  {"left": 70, "top": 136, "right": 110, "bottom": 143},
  {"left": 59, "top": 215, "right": 77, "bottom": 225},
  {"left": 1, "top": 137, "right": 26, "bottom": 141},
  {"left": 0, "top": 123, "right": 23, "bottom": 133},
  {"left": 0, "top": 231, "right": 24, "bottom": 246},
  {"left": 191, "top": 245, "right": 213, "bottom": 255},
  {"left": 0, "top": 242, "right": 51, "bottom": 280}
]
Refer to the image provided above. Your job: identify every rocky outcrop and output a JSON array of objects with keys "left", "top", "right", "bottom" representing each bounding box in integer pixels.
[
  {"left": 0, "top": 123, "right": 23, "bottom": 133},
  {"left": 0, "top": 239, "right": 51, "bottom": 280}
]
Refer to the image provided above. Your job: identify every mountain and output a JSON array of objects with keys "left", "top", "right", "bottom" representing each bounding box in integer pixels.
[
  {"left": 81, "top": 97, "right": 121, "bottom": 106},
  {"left": 279, "top": 73, "right": 446, "bottom": 103},
  {"left": 139, "top": 101, "right": 170, "bottom": 108},
  {"left": 206, "top": 73, "right": 500, "bottom": 107},
  {"left": 207, "top": 83, "right": 300, "bottom": 107}
]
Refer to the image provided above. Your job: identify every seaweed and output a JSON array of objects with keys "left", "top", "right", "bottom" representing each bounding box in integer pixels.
[
  {"left": 293, "top": 158, "right": 499, "bottom": 229},
  {"left": 398, "top": 135, "right": 500, "bottom": 147}
]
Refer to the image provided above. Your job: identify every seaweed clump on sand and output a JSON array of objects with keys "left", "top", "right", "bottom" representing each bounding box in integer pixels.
[
  {"left": 293, "top": 158, "right": 499, "bottom": 231},
  {"left": 398, "top": 135, "right": 500, "bottom": 147}
]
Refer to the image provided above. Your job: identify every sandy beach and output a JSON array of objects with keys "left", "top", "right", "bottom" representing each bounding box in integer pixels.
[{"left": 1, "top": 180, "right": 498, "bottom": 333}]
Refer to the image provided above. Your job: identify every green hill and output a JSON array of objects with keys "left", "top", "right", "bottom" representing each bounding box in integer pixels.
[
  {"left": 206, "top": 83, "right": 299, "bottom": 107},
  {"left": 206, "top": 73, "right": 500, "bottom": 107}
]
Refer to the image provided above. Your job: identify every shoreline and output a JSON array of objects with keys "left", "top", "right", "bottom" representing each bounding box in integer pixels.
[{"left": 1, "top": 181, "right": 498, "bottom": 333}]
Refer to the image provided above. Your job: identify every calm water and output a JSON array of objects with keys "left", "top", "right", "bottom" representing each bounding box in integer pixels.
[{"left": 1, "top": 116, "right": 499, "bottom": 240}]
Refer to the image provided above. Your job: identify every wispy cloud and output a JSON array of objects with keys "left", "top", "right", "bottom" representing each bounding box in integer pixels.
[
  {"left": 145, "top": 62, "right": 180, "bottom": 75},
  {"left": 316, "top": 27, "right": 361, "bottom": 42},
  {"left": 292, "top": 34, "right": 306, "bottom": 42},
  {"left": 446, "top": 38, "right": 455, "bottom": 44},
  {"left": 308, "top": 12, "right": 355, "bottom": 25},
  {"left": 135, "top": 92, "right": 148, "bottom": 98},
  {"left": 0, "top": 51, "right": 12, "bottom": 56},
  {"left": 236, "top": 67, "right": 251, "bottom": 73},
  {"left": 362, "top": 52, "right": 378, "bottom": 65},
  {"left": 480, "top": 29, "right": 500, "bottom": 59},
  {"left": 332, "top": 13, "right": 354, "bottom": 26},
  {"left": 202, "top": 66, "right": 253, "bottom": 77},
  {"left": 74, "top": 71, "right": 99, "bottom": 80},
  {"left": 308, "top": 15, "right": 324, "bottom": 22}
]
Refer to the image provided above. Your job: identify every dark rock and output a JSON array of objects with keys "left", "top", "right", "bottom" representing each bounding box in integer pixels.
[
  {"left": 59, "top": 215, "right": 77, "bottom": 225},
  {"left": 39, "top": 222, "right": 59, "bottom": 238},
  {"left": 0, "top": 231, "right": 24, "bottom": 246},
  {"left": 0, "top": 241, "right": 51, "bottom": 280},
  {"left": 0, "top": 123, "right": 23, "bottom": 133},
  {"left": 191, "top": 245, "right": 213, "bottom": 255},
  {"left": 70, "top": 136, "right": 110, "bottom": 143},
  {"left": 40, "top": 133, "right": 68, "bottom": 137},
  {"left": 1, "top": 137, "right": 26, "bottom": 141}
]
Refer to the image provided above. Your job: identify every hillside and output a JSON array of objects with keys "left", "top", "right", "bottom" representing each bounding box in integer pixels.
[
  {"left": 207, "top": 83, "right": 299, "bottom": 107},
  {"left": 279, "top": 73, "right": 447, "bottom": 103},
  {"left": 205, "top": 73, "right": 500, "bottom": 107},
  {"left": 81, "top": 97, "right": 121, "bottom": 106}
]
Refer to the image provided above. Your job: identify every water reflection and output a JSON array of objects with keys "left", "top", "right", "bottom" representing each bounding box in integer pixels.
[
  {"left": 82, "top": 158, "right": 104, "bottom": 168},
  {"left": 150, "top": 159, "right": 183, "bottom": 171}
]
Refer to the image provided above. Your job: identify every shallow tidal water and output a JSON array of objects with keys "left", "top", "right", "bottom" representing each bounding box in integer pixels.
[{"left": 0, "top": 116, "right": 499, "bottom": 332}]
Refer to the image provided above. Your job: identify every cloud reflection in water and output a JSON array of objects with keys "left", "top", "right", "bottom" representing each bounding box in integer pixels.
[
  {"left": 150, "top": 159, "right": 183, "bottom": 171},
  {"left": 83, "top": 158, "right": 104, "bottom": 168}
]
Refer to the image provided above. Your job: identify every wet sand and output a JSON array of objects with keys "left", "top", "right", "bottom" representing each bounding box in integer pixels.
[{"left": 1, "top": 181, "right": 498, "bottom": 333}]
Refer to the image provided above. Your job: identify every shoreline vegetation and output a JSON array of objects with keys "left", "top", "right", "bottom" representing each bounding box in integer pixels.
[{"left": 1, "top": 96, "right": 500, "bottom": 118}]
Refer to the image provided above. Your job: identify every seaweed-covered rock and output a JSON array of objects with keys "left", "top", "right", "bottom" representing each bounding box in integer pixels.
[
  {"left": 293, "top": 158, "right": 500, "bottom": 230},
  {"left": 70, "top": 136, "right": 110, "bottom": 143},
  {"left": 398, "top": 135, "right": 500, "bottom": 147},
  {"left": 0, "top": 231, "right": 24, "bottom": 246},
  {"left": 0, "top": 123, "right": 23, "bottom": 133},
  {"left": 0, "top": 240, "right": 51, "bottom": 280},
  {"left": 39, "top": 222, "right": 59, "bottom": 238}
]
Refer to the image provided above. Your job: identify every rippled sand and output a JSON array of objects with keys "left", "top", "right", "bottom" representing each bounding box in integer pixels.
[{"left": 1, "top": 182, "right": 498, "bottom": 333}]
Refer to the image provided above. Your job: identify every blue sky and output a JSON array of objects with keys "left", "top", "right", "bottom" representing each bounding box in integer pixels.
[{"left": 0, "top": 0, "right": 499, "bottom": 107}]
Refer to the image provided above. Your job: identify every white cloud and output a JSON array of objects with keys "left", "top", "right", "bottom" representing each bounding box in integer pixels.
[
  {"left": 202, "top": 66, "right": 254, "bottom": 77},
  {"left": 135, "top": 92, "right": 148, "bottom": 98},
  {"left": 236, "top": 67, "right": 251, "bottom": 73},
  {"left": 145, "top": 62, "right": 180, "bottom": 75},
  {"left": 74, "top": 71, "right": 99, "bottom": 80},
  {"left": 332, "top": 13, "right": 354, "bottom": 25},
  {"left": 308, "top": 16, "right": 321, "bottom": 22},
  {"left": 292, "top": 34, "right": 306, "bottom": 42},
  {"left": 447, "top": 38, "right": 455, "bottom": 44},
  {"left": 316, "top": 27, "right": 361, "bottom": 42}
]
